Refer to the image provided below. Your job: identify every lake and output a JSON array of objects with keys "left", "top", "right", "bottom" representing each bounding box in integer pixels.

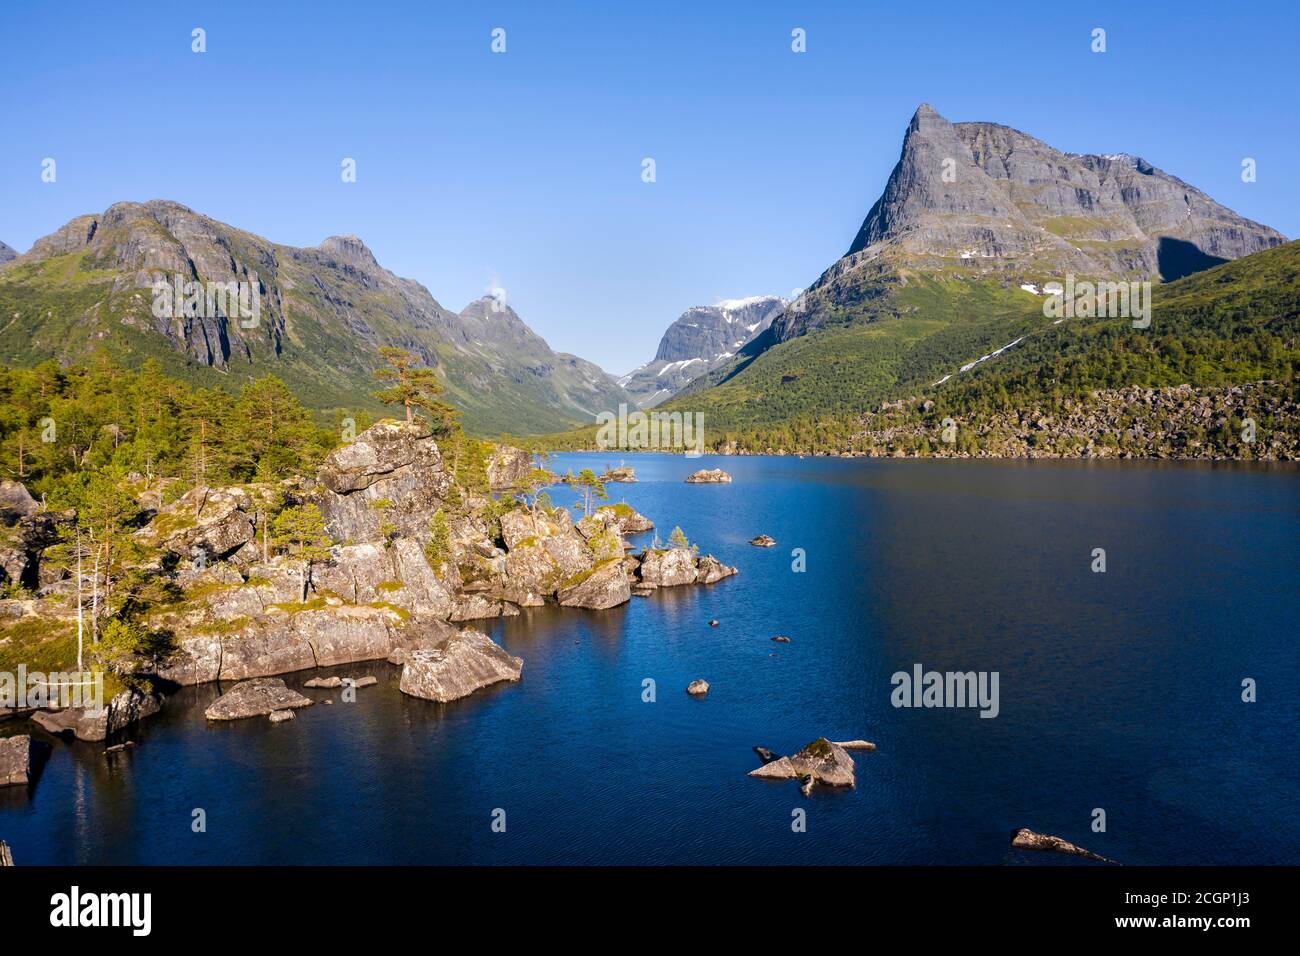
[{"left": 2, "top": 454, "right": 1297, "bottom": 865}]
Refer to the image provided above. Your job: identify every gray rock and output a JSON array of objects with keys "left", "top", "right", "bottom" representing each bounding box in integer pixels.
[
  {"left": 1010, "top": 828, "right": 1118, "bottom": 864},
  {"left": 694, "top": 555, "right": 737, "bottom": 584},
  {"left": 486, "top": 445, "right": 532, "bottom": 492},
  {"left": 398, "top": 629, "right": 522, "bottom": 703},
  {"left": 637, "top": 548, "right": 698, "bottom": 587},
  {"left": 267, "top": 709, "right": 295, "bottom": 723},
  {"left": 0, "top": 734, "right": 40, "bottom": 786},
  {"left": 204, "top": 678, "right": 314, "bottom": 721}
]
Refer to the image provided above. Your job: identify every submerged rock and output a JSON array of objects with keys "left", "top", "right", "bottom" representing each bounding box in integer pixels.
[
  {"left": 303, "top": 676, "right": 344, "bottom": 688},
  {"left": 752, "top": 746, "right": 778, "bottom": 764},
  {"left": 204, "top": 678, "right": 314, "bottom": 721},
  {"left": 748, "top": 738, "right": 860, "bottom": 794},
  {"left": 1010, "top": 828, "right": 1119, "bottom": 864},
  {"left": 398, "top": 629, "right": 523, "bottom": 703},
  {"left": 685, "top": 469, "right": 732, "bottom": 484},
  {"left": 686, "top": 679, "right": 710, "bottom": 696}
]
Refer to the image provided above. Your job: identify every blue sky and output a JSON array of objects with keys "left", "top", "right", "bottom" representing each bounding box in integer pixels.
[{"left": 2, "top": 0, "right": 1297, "bottom": 373}]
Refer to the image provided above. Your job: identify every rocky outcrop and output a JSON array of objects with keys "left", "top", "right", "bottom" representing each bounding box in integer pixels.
[
  {"left": 1, "top": 734, "right": 42, "bottom": 786},
  {"left": 316, "top": 420, "right": 455, "bottom": 542},
  {"left": 0, "top": 482, "right": 71, "bottom": 589},
  {"left": 556, "top": 559, "right": 631, "bottom": 609},
  {"left": 686, "top": 680, "right": 709, "bottom": 696},
  {"left": 142, "top": 485, "right": 255, "bottom": 560},
  {"left": 637, "top": 549, "right": 737, "bottom": 588},
  {"left": 600, "top": 466, "right": 637, "bottom": 482},
  {"left": 748, "top": 738, "right": 862, "bottom": 795},
  {"left": 486, "top": 445, "right": 532, "bottom": 492},
  {"left": 397, "top": 629, "right": 522, "bottom": 703},
  {"left": 749, "top": 534, "right": 776, "bottom": 547},
  {"left": 204, "top": 678, "right": 314, "bottom": 721},
  {"left": 1010, "top": 828, "right": 1118, "bottom": 864},
  {"left": 685, "top": 468, "right": 732, "bottom": 484}
]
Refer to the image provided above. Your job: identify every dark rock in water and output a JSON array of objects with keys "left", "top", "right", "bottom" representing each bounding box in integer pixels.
[
  {"left": 753, "top": 746, "right": 778, "bottom": 765},
  {"left": 685, "top": 468, "right": 732, "bottom": 484},
  {"left": 771, "top": 635, "right": 791, "bottom": 643},
  {"left": 749, "top": 738, "right": 859, "bottom": 794},
  {"left": 1010, "top": 828, "right": 1119, "bottom": 864},
  {"left": 686, "top": 679, "right": 710, "bottom": 696},
  {"left": 1, "top": 734, "right": 44, "bottom": 786},
  {"left": 31, "top": 688, "right": 162, "bottom": 742},
  {"left": 709, "top": 619, "right": 719, "bottom": 627},
  {"left": 398, "top": 628, "right": 523, "bottom": 703},
  {"left": 205, "top": 678, "right": 314, "bottom": 721},
  {"left": 749, "top": 534, "right": 777, "bottom": 547}
]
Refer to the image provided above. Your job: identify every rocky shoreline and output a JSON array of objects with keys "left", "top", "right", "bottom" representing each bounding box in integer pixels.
[{"left": 1, "top": 421, "right": 736, "bottom": 739}]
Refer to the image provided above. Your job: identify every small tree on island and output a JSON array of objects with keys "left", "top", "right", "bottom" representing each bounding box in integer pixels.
[
  {"left": 570, "top": 467, "right": 607, "bottom": 518},
  {"left": 669, "top": 526, "right": 689, "bottom": 549},
  {"left": 271, "top": 503, "right": 333, "bottom": 603},
  {"left": 372, "top": 347, "right": 457, "bottom": 435}
]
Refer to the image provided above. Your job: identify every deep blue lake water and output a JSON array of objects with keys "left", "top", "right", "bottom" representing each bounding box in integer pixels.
[{"left": 2, "top": 454, "right": 1297, "bottom": 865}]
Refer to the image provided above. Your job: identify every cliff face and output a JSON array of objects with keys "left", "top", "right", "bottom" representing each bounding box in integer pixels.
[{"left": 0, "top": 201, "right": 629, "bottom": 435}]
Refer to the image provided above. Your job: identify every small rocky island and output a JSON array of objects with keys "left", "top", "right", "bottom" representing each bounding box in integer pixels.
[
  {"left": 749, "top": 534, "right": 776, "bottom": 547},
  {"left": 2, "top": 420, "right": 737, "bottom": 738},
  {"left": 749, "top": 738, "right": 875, "bottom": 796},
  {"left": 685, "top": 468, "right": 732, "bottom": 484}
]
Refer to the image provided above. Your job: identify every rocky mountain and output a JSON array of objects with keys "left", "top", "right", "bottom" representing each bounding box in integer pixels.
[
  {"left": 0, "top": 201, "right": 630, "bottom": 435},
  {"left": 619, "top": 295, "right": 787, "bottom": 406},
  {"left": 659, "top": 104, "right": 1289, "bottom": 443},
  {"left": 0, "top": 241, "right": 17, "bottom": 264}
]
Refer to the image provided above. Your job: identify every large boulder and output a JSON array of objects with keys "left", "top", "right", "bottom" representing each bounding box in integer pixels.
[
  {"left": 30, "top": 688, "right": 163, "bottom": 742},
  {"left": 398, "top": 629, "right": 523, "bottom": 702},
  {"left": 0, "top": 481, "right": 39, "bottom": 522},
  {"left": 145, "top": 485, "right": 255, "bottom": 560},
  {"left": 695, "top": 555, "right": 737, "bottom": 584},
  {"left": 637, "top": 548, "right": 699, "bottom": 587},
  {"left": 204, "top": 678, "right": 314, "bottom": 720},
  {"left": 556, "top": 558, "right": 631, "bottom": 609},
  {"left": 315, "top": 421, "right": 454, "bottom": 542}
]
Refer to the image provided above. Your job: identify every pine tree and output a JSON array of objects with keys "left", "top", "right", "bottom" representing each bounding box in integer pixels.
[
  {"left": 372, "top": 347, "right": 457, "bottom": 435},
  {"left": 271, "top": 504, "right": 333, "bottom": 602}
]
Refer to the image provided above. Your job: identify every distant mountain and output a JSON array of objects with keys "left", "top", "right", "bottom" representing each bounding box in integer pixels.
[
  {"left": 0, "top": 201, "right": 630, "bottom": 435},
  {"left": 619, "top": 295, "right": 786, "bottom": 406},
  {"left": 0, "top": 241, "right": 17, "bottom": 264},
  {"left": 663, "top": 104, "right": 1288, "bottom": 440}
]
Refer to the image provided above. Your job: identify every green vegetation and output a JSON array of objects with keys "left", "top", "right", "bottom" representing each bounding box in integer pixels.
[
  {"left": 270, "top": 504, "right": 333, "bottom": 603},
  {"left": 371, "top": 347, "right": 457, "bottom": 435},
  {"left": 424, "top": 509, "right": 452, "bottom": 572}
]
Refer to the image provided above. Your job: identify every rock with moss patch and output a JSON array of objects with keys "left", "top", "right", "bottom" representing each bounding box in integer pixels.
[
  {"left": 556, "top": 558, "right": 631, "bottom": 609},
  {"left": 748, "top": 738, "right": 859, "bottom": 793}
]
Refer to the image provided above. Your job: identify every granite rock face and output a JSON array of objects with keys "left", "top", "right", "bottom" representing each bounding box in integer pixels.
[
  {"left": 204, "top": 678, "right": 314, "bottom": 721},
  {"left": 30, "top": 689, "right": 163, "bottom": 742},
  {"left": 556, "top": 558, "right": 631, "bottom": 609},
  {"left": 397, "top": 629, "right": 523, "bottom": 703}
]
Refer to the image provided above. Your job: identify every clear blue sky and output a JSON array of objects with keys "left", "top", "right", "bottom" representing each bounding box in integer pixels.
[{"left": 2, "top": 0, "right": 1296, "bottom": 373}]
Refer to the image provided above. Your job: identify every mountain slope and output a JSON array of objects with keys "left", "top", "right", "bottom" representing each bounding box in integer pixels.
[
  {"left": 662, "top": 104, "right": 1288, "bottom": 439},
  {"left": 0, "top": 201, "right": 630, "bottom": 435},
  {"left": 619, "top": 295, "right": 787, "bottom": 406},
  {"left": 0, "top": 241, "right": 17, "bottom": 264}
]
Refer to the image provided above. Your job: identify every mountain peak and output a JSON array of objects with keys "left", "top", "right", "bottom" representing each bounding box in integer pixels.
[{"left": 316, "top": 234, "right": 378, "bottom": 267}]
